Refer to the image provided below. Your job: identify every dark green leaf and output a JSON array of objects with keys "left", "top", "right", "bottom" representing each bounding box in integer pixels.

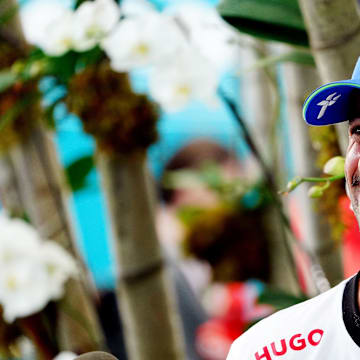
[
  {"left": 218, "top": 0, "right": 309, "bottom": 47},
  {"left": 74, "top": 0, "right": 88, "bottom": 9},
  {"left": 47, "top": 51, "right": 79, "bottom": 84},
  {"left": 46, "top": 47, "right": 104, "bottom": 84},
  {"left": 258, "top": 286, "right": 308, "bottom": 310},
  {"left": 75, "top": 46, "right": 104, "bottom": 72},
  {"left": 0, "top": 71, "right": 17, "bottom": 92},
  {"left": 65, "top": 155, "right": 94, "bottom": 192}
]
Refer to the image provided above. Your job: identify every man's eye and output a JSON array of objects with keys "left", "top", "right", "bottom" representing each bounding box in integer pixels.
[{"left": 350, "top": 126, "right": 360, "bottom": 135}]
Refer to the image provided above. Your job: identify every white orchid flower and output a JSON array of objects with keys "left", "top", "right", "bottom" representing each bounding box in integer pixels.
[
  {"left": 0, "top": 215, "right": 41, "bottom": 265},
  {"left": 149, "top": 47, "right": 219, "bottom": 111},
  {"left": 41, "top": 241, "right": 78, "bottom": 299},
  {"left": 102, "top": 12, "right": 185, "bottom": 71},
  {"left": 0, "top": 214, "right": 77, "bottom": 322},
  {"left": 168, "top": 3, "right": 240, "bottom": 70},
  {"left": 72, "top": 0, "right": 121, "bottom": 52},
  {"left": 0, "top": 261, "right": 50, "bottom": 322},
  {"left": 40, "top": 9, "right": 75, "bottom": 56},
  {"left": 20, "top": 1, "right": 72, "bottom": 48}
]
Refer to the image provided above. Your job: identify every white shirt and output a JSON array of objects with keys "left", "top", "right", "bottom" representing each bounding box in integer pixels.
[{"left": 226, "top": 273, "right": 360, "bottom": 359}]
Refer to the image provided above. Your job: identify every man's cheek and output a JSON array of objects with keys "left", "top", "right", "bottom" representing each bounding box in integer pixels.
[{"left": 345, "top": 147, "right": 358, "bottom": 184}]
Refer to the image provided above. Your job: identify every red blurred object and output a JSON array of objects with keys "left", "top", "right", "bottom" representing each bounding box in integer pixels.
[{"left": 196, "top": 282, "right": 273, "bottom": 360}]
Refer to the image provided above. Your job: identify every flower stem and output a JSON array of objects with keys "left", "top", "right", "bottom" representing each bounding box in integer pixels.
[
  {"left": 218, "top": 88, "right": 330, "bottom": 294},
  {"left": 301, "top": 174, "right": 344, "bottom": 182}
]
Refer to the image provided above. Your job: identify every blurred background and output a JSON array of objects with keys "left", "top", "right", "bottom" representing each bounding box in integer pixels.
[{"left": 0, "top": 0, "right": 359, "bottom": 359}]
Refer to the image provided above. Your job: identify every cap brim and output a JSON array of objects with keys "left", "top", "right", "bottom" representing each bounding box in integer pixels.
[{"left": 303, "top": 80, "right": 360, "bottom": 126}]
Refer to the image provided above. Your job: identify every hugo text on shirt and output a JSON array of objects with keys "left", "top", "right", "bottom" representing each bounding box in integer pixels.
[
  {"left": 254, "top": 328, "right": 324, "bottom": 359},
  {"left": 226, "top": 272, "right": 360, "bottom": 359}
]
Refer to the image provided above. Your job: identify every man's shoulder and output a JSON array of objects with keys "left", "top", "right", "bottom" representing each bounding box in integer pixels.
[{"left": 227, "top": 278, "right": 349, "bottom": 360}]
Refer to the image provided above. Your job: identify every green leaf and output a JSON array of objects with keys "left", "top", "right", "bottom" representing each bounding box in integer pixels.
[
  {"left": 258, "top": 287, "right": 307, "bottom": 310},
  {"left": 65, "top": 155, "right": 94, "bottom": 192},
  {"left": 0, "top": 71, "right": 17, "bottom": 92},
  {"left": 46, "top": 47, "right": 104, "bottom": 84},
  {"left": 47, "top": 51, "right": 79, "bottom": 84},
  {"left": 218, "top": 0, "right": 309, "bottom": 47},
  {"left": 243, "top": 50, "right": 315, "bottom": 74}
]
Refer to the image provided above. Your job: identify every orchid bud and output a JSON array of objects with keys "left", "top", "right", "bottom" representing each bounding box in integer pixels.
[
  {"left": 308, "top": 186, "right": 324, "bottom": 198},
  {"left": 323, "top": 156, "right": 345, "bottom": 177},
  {"left": 286, "top": 177, "right": 302, "bottom": 192}
]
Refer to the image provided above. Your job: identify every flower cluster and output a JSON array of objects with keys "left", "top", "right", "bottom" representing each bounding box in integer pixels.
[
  {"left": 22, "top": 0, "right": 238, "bottom": 111},
  {"left": 22, "top": 0, "right": 120, "bottom": 56},
  {"left": 0, "top": 214, "right": 77, "bottom": 323}
]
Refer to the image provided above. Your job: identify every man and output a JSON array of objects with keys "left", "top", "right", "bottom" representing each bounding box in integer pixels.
[{"left": 226, "top": 58, "right": 360, "bottom": 359}]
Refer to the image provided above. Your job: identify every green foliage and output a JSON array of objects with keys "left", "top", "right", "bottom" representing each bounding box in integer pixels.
[
  {"left": 165, "top": 163, "right": 272, "bottom": 210},
  {"left": 74, "top": 0, "right": 89, "bottom": 9},
  {"left": 65, "top": 155, "right": 94, "bottom": 192},
  {"left": 258, "top": 287, "right": 307, "bottom": 310},
  {"left": 0, "top": 47, "right": 105, "bottom": 93},
  {"left": 0, "top": 71, "right": 17, "bottom": 92},
  {"left": 46, "top": 47, "right": 103, "bottom": 84},
  {"left": 218, "top": 0, "right": 309, "bottom": 46}
]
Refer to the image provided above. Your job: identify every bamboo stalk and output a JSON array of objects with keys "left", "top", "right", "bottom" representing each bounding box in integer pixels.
[
  {"left": 97, "top": 150, "right": 185, "bottom": 360},
  {"left": 7, "top": 124, "right": 103, "bottom": 353},
  {"left": 298, "top": 0, "right": 360, "bottom": 154},
  {"left": 0, "top": 0, "right": 104, "bottom": 350},
  {"left": 0, "top": 153, "right": 25, "bottom": 216},
  {"left": 240, "top": 41, "right": 300, "bottom": 294},
  {"left": 281, "top": 58, "right": 341, "bottom": 289}
]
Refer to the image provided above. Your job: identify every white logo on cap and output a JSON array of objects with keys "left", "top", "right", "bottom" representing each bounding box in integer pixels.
[{"left": 316, "top": 92, "right": 341, "bottom": 119}]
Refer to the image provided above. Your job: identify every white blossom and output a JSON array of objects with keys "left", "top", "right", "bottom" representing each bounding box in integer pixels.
[
  {"left": 149, "top": 47, "right": 219, "bottom": 111},
  {"left": 0, "top": 261, "right": 50, "bottom": 322},
  {"left": 39, "top": 10, "right": 76, "bottom": 56},
  {"left": 72, "top": 0, "right": 121, "bottom": 52},
  {"left": 20, "top": 1, "right": 71, "bottom": 48},
  {"left": 41, "top": 241, "right": 78, "bottom": 299},
  {"left": 0, "top": 214, "right": 77, "bottom": 323},
  {"left": 168, "top": 3, "right": 240, "bottom": 69},
  {"left": 102, "top": 12, "right": 185, "bottom": 71},
  {"left": 0, "top": 215, "right": 41, "bottom": 265},
  {"left": 53, "top": 351, "right": 77, "bottom": 360}
]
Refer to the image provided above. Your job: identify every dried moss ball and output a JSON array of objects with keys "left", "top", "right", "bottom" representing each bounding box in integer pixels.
[
  {"left": 67, "top": 63, "right": 159, "bottom": 154},
  {"left": 0, "top": 42, "right": 40, "bottom": 151},
  {"left": 0, "top": 81, "right": 40, "bottom": 152}
]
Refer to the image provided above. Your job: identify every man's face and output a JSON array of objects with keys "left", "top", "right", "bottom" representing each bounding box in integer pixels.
[{"left": 346, "top": 117, "right": 360, "bottom": 221}]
